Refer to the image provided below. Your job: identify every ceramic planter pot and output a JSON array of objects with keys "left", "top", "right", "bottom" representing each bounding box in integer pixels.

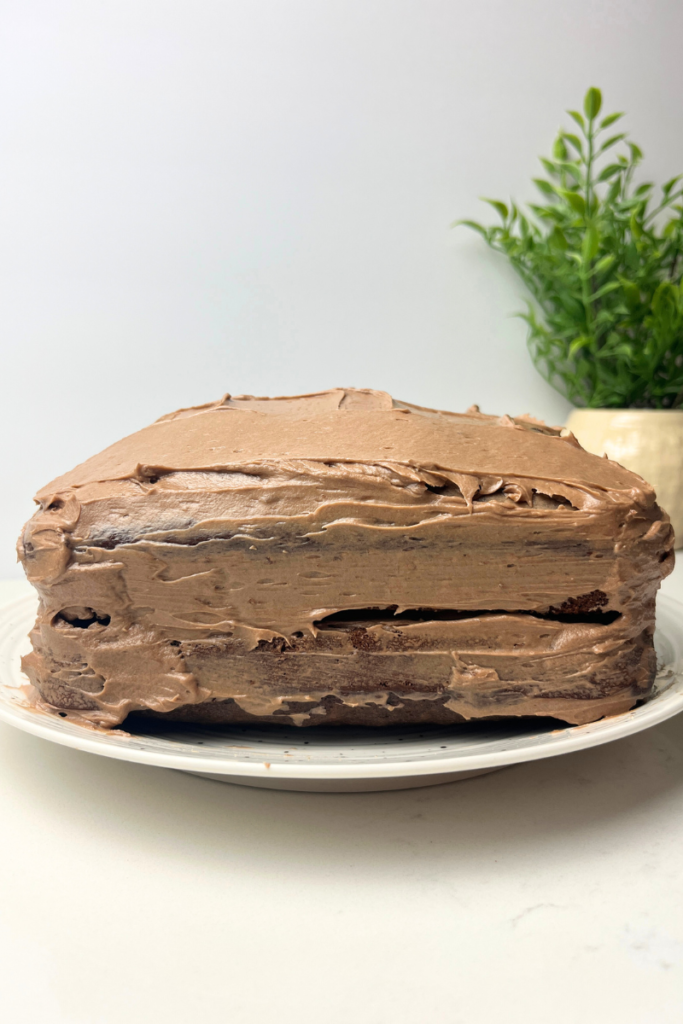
[{"left": 566, "top": 408, "right": 683, "bottom": 548}]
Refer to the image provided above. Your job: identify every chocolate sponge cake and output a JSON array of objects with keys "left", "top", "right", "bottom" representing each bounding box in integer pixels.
[{"left": 18, "top": 389, "right": 674, "bottom": 728}]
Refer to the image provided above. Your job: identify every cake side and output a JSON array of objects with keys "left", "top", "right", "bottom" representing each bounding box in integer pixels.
[{"left": 18, "top": 390, "right": 674, "bottom": 728}]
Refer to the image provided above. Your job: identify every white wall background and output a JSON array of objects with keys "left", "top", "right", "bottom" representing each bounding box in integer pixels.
[{"left": 2, "top": 0, "right": 682, "bottom": 577}]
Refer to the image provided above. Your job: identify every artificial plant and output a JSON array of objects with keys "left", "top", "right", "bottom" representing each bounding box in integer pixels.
[{"left": 458, "top": 87, "right": 683, "bottom": 408}]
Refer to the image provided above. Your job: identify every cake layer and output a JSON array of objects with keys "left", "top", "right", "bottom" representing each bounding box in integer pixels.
[{"left": 23, "top": 607, "right": 654, "bottom": 727}]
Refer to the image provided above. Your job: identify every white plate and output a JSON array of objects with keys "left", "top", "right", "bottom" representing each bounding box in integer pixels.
[{"left": 1, "top": 594, "right": 682, "bottom": 792}]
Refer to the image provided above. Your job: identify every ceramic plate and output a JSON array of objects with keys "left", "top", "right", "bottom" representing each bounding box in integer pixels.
[{"left": 1, "top": 594, "right": 682, "bottom": 792}]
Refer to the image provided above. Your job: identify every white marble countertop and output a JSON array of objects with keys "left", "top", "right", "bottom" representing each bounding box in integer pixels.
[{"left": 1, "top": 567, "right": 683, "bottom": 1024}]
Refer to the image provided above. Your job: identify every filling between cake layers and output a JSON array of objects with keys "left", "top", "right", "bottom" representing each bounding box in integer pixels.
[{"left": 19, "top": 451, "right": 673, "bottom": 728}]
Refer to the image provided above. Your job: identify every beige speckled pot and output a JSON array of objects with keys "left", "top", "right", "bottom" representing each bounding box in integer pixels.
[{"left": 566, "top": 408, "right": 683, "bottom": 548}]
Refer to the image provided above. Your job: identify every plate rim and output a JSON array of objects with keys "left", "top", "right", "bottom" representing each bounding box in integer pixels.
[{"left": 1, "top": 593, "right": 682, "bottom": 780}]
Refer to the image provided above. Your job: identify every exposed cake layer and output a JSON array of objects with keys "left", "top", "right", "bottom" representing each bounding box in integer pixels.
[
  {"left": 18, "top": 389, "right": 674, "bottom": 727},
  {"left": 24, "top": 605, "right": 655, "bottom": 727}
]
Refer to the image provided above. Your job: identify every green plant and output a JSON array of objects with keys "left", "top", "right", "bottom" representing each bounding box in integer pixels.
[{"left": 457, "top": 87, "right": 683, "bottom": 408}]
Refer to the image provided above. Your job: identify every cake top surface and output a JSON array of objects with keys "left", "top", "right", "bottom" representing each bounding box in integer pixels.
[{"left": 37, "top": 387, "right": 649, "bottom": 502}]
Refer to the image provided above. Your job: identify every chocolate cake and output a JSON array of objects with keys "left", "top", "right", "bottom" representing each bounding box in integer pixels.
[{"left": 18, "top": 389, "right": 674, "bottom": 728}]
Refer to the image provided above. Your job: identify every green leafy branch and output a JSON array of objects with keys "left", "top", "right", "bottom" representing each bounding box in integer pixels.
[{"left": 456, "top": 87, "right": 683, "bottom": 408}]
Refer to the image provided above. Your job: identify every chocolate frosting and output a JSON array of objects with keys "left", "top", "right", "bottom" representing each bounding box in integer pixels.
[{"left": 18, "top": 389, "right": 675, "bottom": 727}]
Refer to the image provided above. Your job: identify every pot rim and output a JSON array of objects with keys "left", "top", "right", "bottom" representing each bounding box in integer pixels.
[{"left": 568, "top": 407, "right": 683, "bottom": 416}]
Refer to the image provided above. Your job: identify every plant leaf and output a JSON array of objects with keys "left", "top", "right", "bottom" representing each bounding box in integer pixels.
[
  {"left": 532, "top": 178, "right": 557, "bottom": 196},
  {"left": 451, "top": 219, "right": 489, "bottom": 236},
  {"left": 594, "top": 254, "right": 616, "bottom": 274},
  {"left": 606, "top": 178, "right": 622, "bottom": 204},
  {"left": 562, "top": 132, "right": 583, "bottom": 154},
  {"left": 599, "top": 133, "right": 627, "bottom": 154},
  {"left": 663, "top": 175, "right": 682, "bottom": 197},
  {"left": 552, "top": 137, "right": 568, "bottom": 161},
  {"left": 549, "top": 226, "right": 568, "bottom": 250},
  {"left": 599, "top": 112, "right": 624, "bottom": 129},
  {"left": 592, "top": 280, "right": 621, "bottom": 300},
  {"left": 540, "top": 157, "right": 559, "bottom": 177},
  {"left": 582, "top": 225, "right": 600, "bottom": 262},
  {"left": 567, "top": 110, "right": 585, "bottom": 130},
  {"left": 569, "top": 335, "right": 591, "bottom": 358},
  {"left": 583, "top": 87, "right": 602, "bottom": 120},
  {"left": 597, "top": 163, "right": 624, "bottom": 182},
  {"left": 480, "top": 198, "right": 509, "bottom": 220},
  {"left": 619, "top": 279, "right": 640, "bottom": 309},
  {"left": 651, "top": 281, "right": 683, "bottom": 342},
  {"left": 560, "top": 190, "right": 586, "bottom": 215}
]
